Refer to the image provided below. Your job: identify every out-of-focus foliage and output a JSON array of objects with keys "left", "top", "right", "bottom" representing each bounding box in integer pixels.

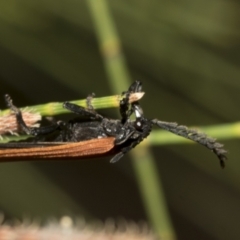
[{"left": 0, "top": 1, "right": 240, "bottom": 240}]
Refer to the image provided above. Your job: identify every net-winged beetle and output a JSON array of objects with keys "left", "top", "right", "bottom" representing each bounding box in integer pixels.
[{"left": 0, "top": 81, "right": 227, "bottom": 167}]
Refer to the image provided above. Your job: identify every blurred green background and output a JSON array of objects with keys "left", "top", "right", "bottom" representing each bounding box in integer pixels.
[{"left": 0, "top": 0, "right": 240, "bottom": 239}]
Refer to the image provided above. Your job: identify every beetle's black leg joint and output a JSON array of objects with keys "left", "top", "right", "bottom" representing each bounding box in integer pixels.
[
  {"left": 119, "top": 91, "right": 131, "bottom": 124},
  {"left": 5, "top": 94, "right": 60, "bottom": 136},
  {"left": 63, "top": 101, "right": 103, "bottom": 120},
  {"left": 120, "top": 81, "right": 143, "bottom": 124},
  {"left": 5, "top": 94, "right": 34, "bottom": 135},
  {"left": 110, "top": 125, "right": 149, "bottom": 163}
]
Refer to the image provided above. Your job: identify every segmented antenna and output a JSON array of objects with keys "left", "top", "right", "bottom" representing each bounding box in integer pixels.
[{"left": 152, "top": 119, "right": 227, "bottom": 168}]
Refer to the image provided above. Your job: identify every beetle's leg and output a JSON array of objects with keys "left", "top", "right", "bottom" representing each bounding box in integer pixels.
[
  {"left": 63, "top": 101, "right": 103, "bottom": 120},
  {"left": 152, "top": 119, "right": 227, "bottom": 168},
  {"left": 86, "top": 92, "right": 107, "bottom": 120},
  {"left": 110, "top": 134, "right": 145, "bottom": 163},
  {"left": 86, "top": 93, "right": 95, "bottom": 110},
  {"left": 5, "top": 94, "right": 60, "bottom": 136},
  {"left": 85, "top": 93, "right": 103, "bottom": 119},
  {"left": 121, "top": 81, "right": 142, "bottom": 97},
  {"left": 110, "top": 151, "right": 125, "bottom": 163},
  {"left": 120, "top": 81, "right": 143, "bottom": 124},
  {"left": 110, "top": 140, "right": 139, "bottom": 163},
  {"left": 111, "top": 103, "right": 152, "bottom": 163}
]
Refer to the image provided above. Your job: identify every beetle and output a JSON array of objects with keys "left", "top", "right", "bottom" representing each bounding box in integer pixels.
[
  {"left": 0, "top": 81, "right": 227, "bottom": 167},
  {"left": 0, "top": 82, "right": 144, "bottom": 162}
]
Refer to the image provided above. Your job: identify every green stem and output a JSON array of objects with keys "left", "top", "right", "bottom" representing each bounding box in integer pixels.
[{"left": 0, "top": 93, "right": 142, "bottom": 117}]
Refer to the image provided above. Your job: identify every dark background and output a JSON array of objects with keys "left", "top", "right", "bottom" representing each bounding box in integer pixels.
[{"left": 0, "top": 1, "right": 240, "bottom": 239}]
